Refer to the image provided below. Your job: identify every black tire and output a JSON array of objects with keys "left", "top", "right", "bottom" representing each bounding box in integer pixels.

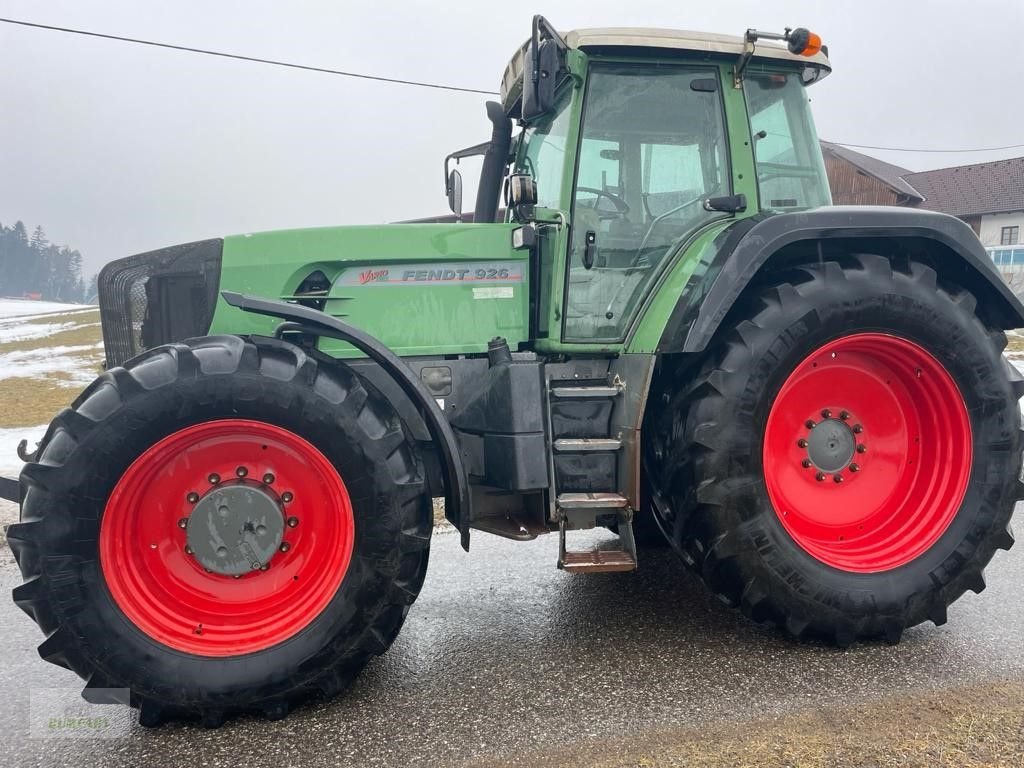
[
  {"left": 8, "top": 335, "right": 432, "bottom": 726},
  {"left": 649, "top": 254, "right": 1023, "bottom": 645}
]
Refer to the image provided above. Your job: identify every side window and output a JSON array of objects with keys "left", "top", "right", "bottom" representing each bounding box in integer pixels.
[
  {"left": 744, "top": 73, "right": 831, "bottom": 211},
  {"left": 519, "top": 93, "right": 572, "bottom": 210},
  {"left": 565, "top": 64, "right": 729, "bottom": 341}
]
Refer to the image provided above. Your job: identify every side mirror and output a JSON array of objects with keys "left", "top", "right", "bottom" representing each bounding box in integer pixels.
[
  {"left": 522, "top": 16, "right": 567, "bottom": 122},
  {"left": 523, "top": 40, "right": 561, "bottom": 121},
  {"left": 447, "top": 169, "right": 463, "bottom": 222}
]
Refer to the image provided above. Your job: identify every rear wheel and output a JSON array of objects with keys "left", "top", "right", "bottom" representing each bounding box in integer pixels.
[
  {"left": 8, "top": 336, "right": 432, "bottom": 725},
  {"left": 649, "top": 254, "right": 1023, "bottom": 644}
]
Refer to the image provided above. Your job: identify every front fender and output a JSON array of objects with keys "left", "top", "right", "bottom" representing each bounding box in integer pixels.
[
  {"left": 221, "top": 292, "right": 474, "bottom": 550},
  {"left": 657, "top": 207, "right": 1024, "bottom": 353}
]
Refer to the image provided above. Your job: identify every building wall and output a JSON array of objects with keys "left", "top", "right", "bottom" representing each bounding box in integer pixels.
[
  {"left": 823, "top": 154, "right": 907, "bottom": 206},
  {"left": 979, "top": 211, "right": 1024, "bottom": 247}
]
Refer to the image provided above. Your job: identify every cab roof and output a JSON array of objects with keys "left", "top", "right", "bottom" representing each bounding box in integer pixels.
[{"left": 501, "top": 26, "right": 832, "bottom": 113}]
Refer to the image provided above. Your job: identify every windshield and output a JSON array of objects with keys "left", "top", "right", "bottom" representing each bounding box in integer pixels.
[
  {"left": 743, "top": 71, "right": 831, "bottom": 211},
  {"left": 517, "top": 91, "right": 572, "bottom": 211}
]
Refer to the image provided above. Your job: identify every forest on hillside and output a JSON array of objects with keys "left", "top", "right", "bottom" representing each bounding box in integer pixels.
[{"left": 0, "top": 221, "right": 93, "bottom": 302}]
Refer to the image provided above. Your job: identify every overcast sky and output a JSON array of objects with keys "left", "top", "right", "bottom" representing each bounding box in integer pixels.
[{"left": 2, "top": 0, "right": 1022, "bottom": 275}]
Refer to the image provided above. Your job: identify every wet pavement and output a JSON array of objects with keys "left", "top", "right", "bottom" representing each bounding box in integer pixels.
[{"left": 1, "top": 504, "right": 1022, "bottom": 767}]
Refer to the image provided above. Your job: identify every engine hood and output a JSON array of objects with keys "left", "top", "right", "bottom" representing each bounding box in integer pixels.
[{"left": 209, "top": 222, "right": 528, "bottom": 357}]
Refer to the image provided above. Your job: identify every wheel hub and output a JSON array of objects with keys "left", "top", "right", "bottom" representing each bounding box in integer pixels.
[
  {"left": 186, "top": 484, "right": 285, "bottom": 575},
  {"left": 805, "top": 418, "right": 855, "bottom": 472}
]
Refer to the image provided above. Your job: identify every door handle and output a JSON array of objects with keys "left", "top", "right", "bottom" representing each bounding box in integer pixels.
[{"left": 583, "top": 230, "right": 598, "bottom": 270}]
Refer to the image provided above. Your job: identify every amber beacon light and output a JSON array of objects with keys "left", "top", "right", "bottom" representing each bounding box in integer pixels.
[{"left": 787, "top": 28, "right": 823, "bottom": 57}]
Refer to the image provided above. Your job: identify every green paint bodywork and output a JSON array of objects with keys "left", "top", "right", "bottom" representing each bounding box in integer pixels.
[
  {"left": 210, "top": 223, "right": 527, "bottom": 357},
  {"left": 206, "top": 55, "right": 821, "bottom": 360}
]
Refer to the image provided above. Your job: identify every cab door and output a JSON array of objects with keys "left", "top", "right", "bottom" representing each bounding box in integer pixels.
[{"left": 563, "top": 62, "right": 731, "bottom": 343}]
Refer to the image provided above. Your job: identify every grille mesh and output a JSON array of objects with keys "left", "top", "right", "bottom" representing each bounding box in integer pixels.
[{"left": 98, "top": 239, "right": 223, "bottom": 368}]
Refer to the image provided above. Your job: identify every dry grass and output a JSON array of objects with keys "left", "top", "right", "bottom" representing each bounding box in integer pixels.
[
  {"left": 0, "top": 376, "right": 88, "bottom": 428},
  {"left": 482, "top": 680, "right": 1024, "bottom": 768},
  {"left": 0, "top": 309, "right": 103, "bottom": 428},
  {"left": 1006, "top": 332, "right": 1024, "bottom": 356},
  {"left": 0, "top": 309, "right": 100, "bottom": 355}
]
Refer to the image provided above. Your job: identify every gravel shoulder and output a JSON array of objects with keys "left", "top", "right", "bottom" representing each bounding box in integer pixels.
[{"left": 480, "top": 680, "right": 1024, "bottom": 768}]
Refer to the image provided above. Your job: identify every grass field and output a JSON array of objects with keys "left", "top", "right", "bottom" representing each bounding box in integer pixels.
[{"left": 0, "top": 307, "right": 102, "bottom": 429}]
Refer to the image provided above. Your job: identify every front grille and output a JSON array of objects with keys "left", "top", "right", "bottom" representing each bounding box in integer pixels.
[{"left": 98, "top": 238, "right": 223, "bottom": 368}]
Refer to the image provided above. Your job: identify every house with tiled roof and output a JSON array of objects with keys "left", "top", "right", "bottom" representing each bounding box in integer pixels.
[
  {"left": 903, "top": 158, "right": 1024, "bottom": 268},
  {"left": 822, "top": 145, "right": 1024, "bottom": 272},
  {"left": 820, "top": 141, "right": 924, "bottom": 207}
]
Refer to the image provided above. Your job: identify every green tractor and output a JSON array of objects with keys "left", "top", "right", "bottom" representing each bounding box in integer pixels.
[{"left": 5, "top": 17, "right": 1022, "bottom": 727}]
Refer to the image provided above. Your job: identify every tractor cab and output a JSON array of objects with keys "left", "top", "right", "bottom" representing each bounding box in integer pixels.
[{"left": 448, "top": 18, "right": 834, "bottom": 347}]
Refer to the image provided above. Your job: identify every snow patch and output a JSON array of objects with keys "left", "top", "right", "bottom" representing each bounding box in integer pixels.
[
  {"left": 0, "top": 343, "right": 104, "bottom": 386},
  {"left": 0, "top": 424, "right": 46, "bottom": 478},
  {"left": 0, "top": 299, "right": 94, "bottom": 319},
  {"left": 0, "top": 321, "right": 78, "bottom": 343}
]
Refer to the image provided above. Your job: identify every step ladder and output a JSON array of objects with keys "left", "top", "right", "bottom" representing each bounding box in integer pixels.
[{"left": 548, "top": 381, "right": 638, "bottom": 573}]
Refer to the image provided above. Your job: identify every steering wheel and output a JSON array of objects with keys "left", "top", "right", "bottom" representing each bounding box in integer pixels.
[{"left": 575, "top": 186, "right": 630, "bottom": 219}]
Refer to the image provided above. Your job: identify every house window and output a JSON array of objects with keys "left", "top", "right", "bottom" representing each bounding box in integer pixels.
[{"left": 1001, "top": 226, "right": 1019, "bottom": 245}]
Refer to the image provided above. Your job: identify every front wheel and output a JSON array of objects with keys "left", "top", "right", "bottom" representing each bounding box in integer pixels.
[
  {"left": 8, "top": 336, "right": 432, "bottom": 726},
  {"left": 650, "top": 254, "right": 1023, "bottom": 645}
]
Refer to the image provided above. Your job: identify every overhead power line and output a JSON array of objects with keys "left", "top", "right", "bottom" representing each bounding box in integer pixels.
[
  {"left": 0, "top": 16, "right": 500, "bottom": 95},
  {"left": 3, "top": 16, "right": 1024, "bottom": 156},
  {"left": 835, "top": 140, "right": 1024, "bottom": 154}
]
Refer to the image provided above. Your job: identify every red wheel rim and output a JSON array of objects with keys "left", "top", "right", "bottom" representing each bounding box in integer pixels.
[
  {"left": 763, "top": 333, "right": 972, "bottom": 573},
  {"left": 100, "top": 419, "right": 354, "bottom": 656}
]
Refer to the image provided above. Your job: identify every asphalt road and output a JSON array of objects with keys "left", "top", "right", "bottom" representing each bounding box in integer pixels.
[{"left": 1, "top": 502, "right": 1022, "bottom": 768}]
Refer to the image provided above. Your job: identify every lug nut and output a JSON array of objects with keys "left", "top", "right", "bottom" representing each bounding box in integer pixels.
[
  {"left": 281, "top": 491, "right": 294, "bottom": 504},
  {"left": 251, "top": 561, "right": 261, "bottom": 570},
  {"left": 857, "top": 444, "right": 867, "bottom": 453},
  {"left": 263, "top": 472, "right": 275, "bottom": 485},
  {"left": 208, "top": 473, "right": 220, "bottom": 485},
  {"left": 839, "top": 410, "right": 851, "bottom": 421},
  {"left": 797, "top": 439, "right": 808, "bottom": 448},
  {"left": 815, "top": 472, "right": 825, "bottom": 482},
  {"left": 178, "top": 517, "right": 189, "bottom": 529},
  {"left": 186, "top": 491, "right": 200, "bottom": 504},
  {"left": 233, "top": 574, "right": 241, "bottom": 579},
  {"left": 849, "top": 463, "right": 860, "bottom": 472},
  {"left": 286, "top": 516, "right": 299, "bottom": 528},
  {"left": 805, "top": 420, "right": 816, "bottom": 430},
  {"left": 260, "top": 564, "right": 269, "bottom": 572},
  {"left": 236, "top": 466, "right": 248, "bottom": 478},
  {"left": 833, "top": 473, "right": 844, "bottom": 483},
  {"left": 821, "top": 409, "right": 832, "bottom": 419},
  {"left": 184, "top": 545, "right": 194, "bottom": 555},
  {"left": 279, "top": 542, "right": 291, "bottom": 553},
  {"left": 852, "top": 424, "right": 863, "bottom": 434},
  {"left": 801, "top": 458, "right": 812, "bottom": 468}
]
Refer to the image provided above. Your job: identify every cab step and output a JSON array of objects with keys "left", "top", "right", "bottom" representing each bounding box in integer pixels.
[
  {"left": 556, "top": 492, "right": 628, "bottom": 509},
  {"left": 549, "top": 384, "right": 622, "bottom": 399},
  {"left": 557, "top": 504, "right": 637, "bottom": 573},
  {"left": 559, "top": 548, "right": 636, "bottom": 573},
  {"left": 553, "top": 438, "right": 622, "bottom": 452}
]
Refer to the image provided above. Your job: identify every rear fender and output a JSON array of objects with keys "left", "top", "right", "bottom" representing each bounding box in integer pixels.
[{"left": 658, "top": 207, "right": 1024, "bottom": 353}]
